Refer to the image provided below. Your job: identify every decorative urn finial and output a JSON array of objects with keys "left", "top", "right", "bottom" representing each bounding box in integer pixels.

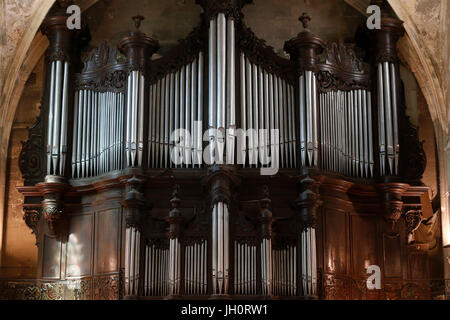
[
  {"left": 299, "top": 12, "right": 311, "bottom": 30},
  {"left": 132, "top": 15, "right": 144, "bottom": 30}
]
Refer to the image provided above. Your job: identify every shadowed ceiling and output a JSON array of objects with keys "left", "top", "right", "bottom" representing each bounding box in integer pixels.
[{"left": 83, "top": 0, "right": 366, "bottom": 58}]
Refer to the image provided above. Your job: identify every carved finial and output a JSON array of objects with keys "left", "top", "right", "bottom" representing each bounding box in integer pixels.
[
  {"left": 169, "top": 184, "right": 181, "bottom": 218},
  {"left": 132, "top": 15, "right": 144, "bottom": 29},
  {"left": 299, "top": 12, "right": 311, "bottom": 29},
  {"left": 172, "top": 184, "right": 180, "bottom": 199},
  {"left": 262, "top": 185, "right": 270, "bottom": 198}
]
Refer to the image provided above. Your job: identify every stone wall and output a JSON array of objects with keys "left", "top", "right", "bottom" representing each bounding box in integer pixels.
[{"left": 0, "top": 57, "right": 44, "bottom": 278}]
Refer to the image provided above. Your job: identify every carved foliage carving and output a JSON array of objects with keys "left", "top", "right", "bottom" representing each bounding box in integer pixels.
[
  {"left": 19, "top": 115, "right": 45, "bottom": 185},
  {"left": 196, "top": 0, "right": 252, "bottom": 21},
  {"left": 42, "top": 199, "right": 63, "bottom": 235},
  {"left": 317, "top": 42, "right": 370, "bottom": 92},
  {"left": 404, "top": 209, "right": 423, "bottom": 244},
  {"left": 75, "top": 42, "right": 128, "bottom": 92},
  {"left": 23, "top": 207, "right": 41, "bottom": 245},
  {"left": 93, "top": 274, "right": 122, "bottom": 300}
]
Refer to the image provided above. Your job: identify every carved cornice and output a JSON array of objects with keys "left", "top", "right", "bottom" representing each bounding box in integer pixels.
[{"left": 196, "top": 0, "right": 252, "bottom": 21}]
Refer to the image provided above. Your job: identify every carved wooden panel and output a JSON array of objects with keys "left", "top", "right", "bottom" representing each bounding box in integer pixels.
[
  {"left": 350, "top": 214, "right": 378, "bottom": 277},
  {"left": 42, "top": 235, "right": 61, "bottom": 279},
  {"left": 323, "top": 208, "right": 348, "bottom": 275},
  {"left": 94, "top": 208, "right": 121, "bottom": 274},
  {"left": 382, "top": 233, "right": 402, "bottom": 278},
  {"left": 67, "top": 214, "right": 93, "bottom": 278}
]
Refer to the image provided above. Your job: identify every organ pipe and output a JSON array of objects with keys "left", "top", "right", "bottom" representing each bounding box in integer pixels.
[
  {"left": 373, "top": 16, "right": 404, "bottom": 176},
  {"left": 319, "top": 89, "right": 373, "bottom": 178},
  {"left": 42, "top": 10, "right": 73, "bottom": 179},
  {"left": 147, "top": 53, "right": 204, "bottom": 168},
  {"left": 72, "top": 91, "right": 125, "bottom": 178},
  {"left": 239, "top": 54, "right": 295, "bottom": 169},
  {"left": 118, "top": 17, "right": 159, "bottom": 169},
  {"left": 125, "top": 227, "right": 140, "bottom": 296},
  {"left": 207, "top": 13, "right": 237, "bottom": 166},
  {"left": 212, "top": 201, "right": 229, "bottom": 295}
]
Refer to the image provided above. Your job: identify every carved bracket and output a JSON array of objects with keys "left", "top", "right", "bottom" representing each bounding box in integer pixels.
[
  {"left": 23, "top": 207, "right": 42, "bottom": 245},
  {"left": 37, "top": 180, "right": 70, "bottom": 236},
  {"left": 19, "top": 115, "right": 45, "bottom": 185},
  {"left": 376, "top": 183, "right": 409, "bottom": 224}
]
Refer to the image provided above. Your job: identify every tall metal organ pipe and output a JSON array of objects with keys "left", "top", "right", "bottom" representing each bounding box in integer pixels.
[
  {"left": 147, "top": 52, "right": 204, "bottom": 168},
  {"left": 211, "top": 201, "right": 230, "bottom": 295},
  {"left": 373, "top": 16, "right": 405, "bottom": 176},
  {"left": 285, "top": 15, "right": 324, "bottom": 299},
  {"left": 42, "top": 10, "right": 75, "bottom": 178},
  {"left": 118, "top": 17, "right": 159, "bottom": 169},
  {"left": 284, "top": 14, "right": 325, "bottom": 169},
  {"left": 319, "top": 89, "right": 373, "bottom": 177},
  {"left": 207, "top": 13, "right": 236, "bottom": 166}
]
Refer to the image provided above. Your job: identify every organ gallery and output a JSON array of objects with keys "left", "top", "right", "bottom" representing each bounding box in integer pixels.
[{"left": 0, "top": 0, "right": 448, "bottom": 300}]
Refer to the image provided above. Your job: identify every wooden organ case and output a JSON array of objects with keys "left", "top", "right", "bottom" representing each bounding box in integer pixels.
[{"left": 15, "top": 0, "right": 443, "bottom": 300}]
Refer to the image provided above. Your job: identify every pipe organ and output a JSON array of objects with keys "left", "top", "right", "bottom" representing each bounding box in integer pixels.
[{"left": 16, "top": 1, "right": 438, "bottom": 301}]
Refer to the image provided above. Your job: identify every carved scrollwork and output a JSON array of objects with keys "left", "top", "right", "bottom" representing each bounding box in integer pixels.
[
  {"left": 19, "top": 115, "right": 45, "bottom": 185},
  {"left": 239, "top": 24, "right": 294, "bottom": 82},
  {"left": 404, "top": 209, "right": 423, "bottom": 244},
  {"left": 74, "top": 42, "right": 128, "bottom": 92},
  {"left": 317, "top": 42, "right": 370, "bottom": 92},
  {"left": 81, "top": 41, "right": 127, "bottom": 73},
  {"left": 93, "top": 274, "right": 122, "bottom": 300},
  {"left": 323, "top": 42, "right": 363, "bottom": 72},
  {"left": 23, "top": 208, "right": 42, "bottom": 245},
  {"left": 196, "top": 0, "right": 252, "bottom": 21}
]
